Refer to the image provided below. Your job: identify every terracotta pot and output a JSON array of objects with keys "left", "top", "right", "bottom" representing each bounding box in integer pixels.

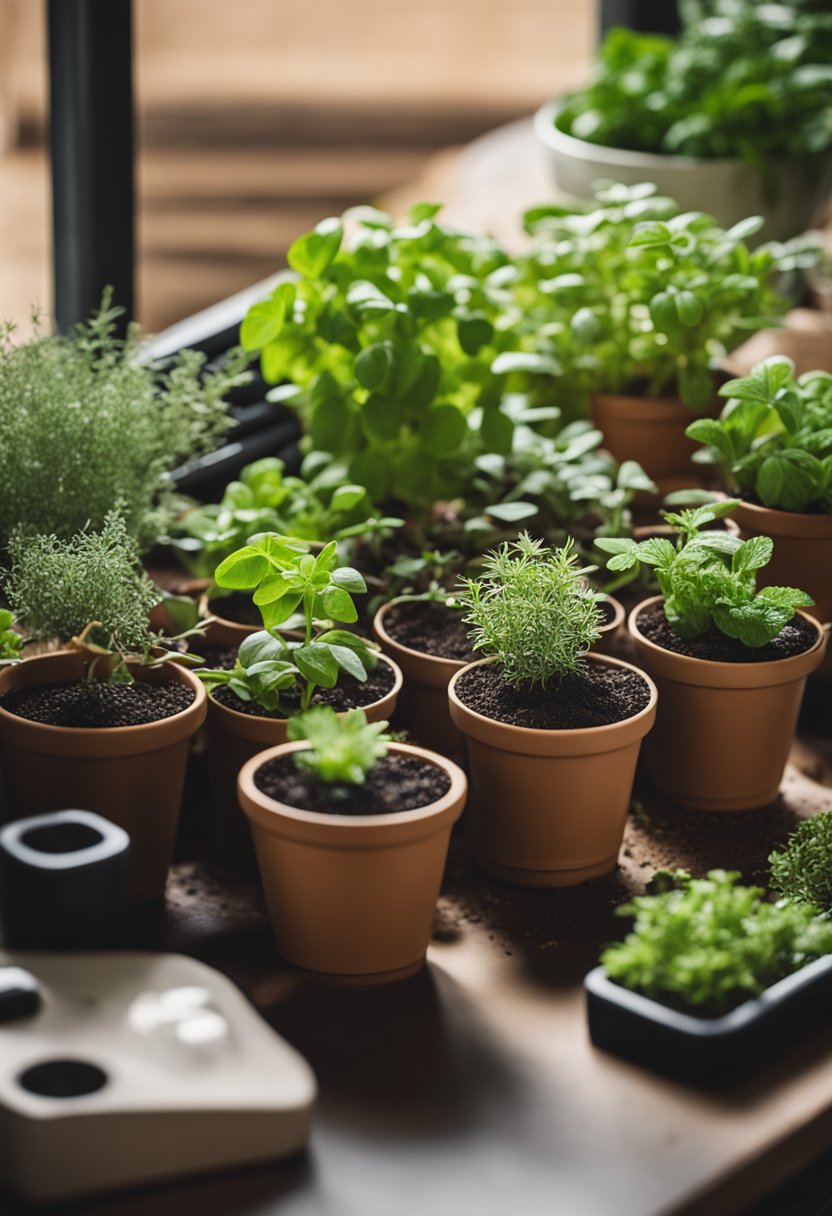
[
  {"left": 731, "top": 500, "right": 832, "bottom": 626},
  {"left": 237, "top": 740, "right": 466, "bottom": 977},
  {"left": 447, "top": 655, "right": 657, "bottom": 887},
  {"left": 198, "top": 593, "right": 260, "bottom": 649},
  {"left": 0, "top": 652, "right": 206, "bottom": 900},
  {"left": 372, "top": 603, "right": 468, "bottom": 756},
  {"left": 592, "top": 594, "right": 625, "bottom": 657},
  {"left": 591, "top": 392, "right": 708, "bottom": 496},
  {"left": 205, "top": 655, "right": 403, "bottom": 852},
  {"left": 629, "top": 597, "right": 827, "bottom": 810}
]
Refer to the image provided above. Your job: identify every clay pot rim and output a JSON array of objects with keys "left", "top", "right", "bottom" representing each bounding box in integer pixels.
[
  {"left": 198, "top": 591, "right": 260, "bottom": 636},
  {"left": 629, "top": 596, "right": 827, "bottom": 678},
  {"left": 372, "top": 600, "right": 470, "bottom": 675},
  {"left": 207, "top": 652, "right": 404, "bottom": 726},
  {"left": 238, "top": 739, "right": 467, "bottom": 834},
  {"left": 731, "top": 496, "right": 832, "bottom": 538},
  {"left": 448, "top": 652, "right": 658, "bottom": 743},
  {"left": 596, "top": 593, "right": 625, "bottom": 637},
  {"left": 0, "top": 649, "right": 207, "bottom": 742}
]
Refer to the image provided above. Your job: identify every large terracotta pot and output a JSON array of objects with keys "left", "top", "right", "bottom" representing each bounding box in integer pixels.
[
  {"left": 205, "top": 655, "right": 403, "bottom": 851},
  {"left": 629, "top": 597, "right": 827, "bottom": 810},
  {"left": 237, "top": 740, "right": 466, "bottom": 978},
  {"left": 0, "top": 652, "right": 206, "bottom": 900},
  {"left": 447, "top": 654, "right": 657, "bottom": 887},
  {"left": 731, "top": 500, "right": 832, "bottom": 626},
  {"left": 372, "top": 603, "right": 467, "bottom": 756},
  {"left": 591, "top": 392, "right": 707, "bottom": 496}
]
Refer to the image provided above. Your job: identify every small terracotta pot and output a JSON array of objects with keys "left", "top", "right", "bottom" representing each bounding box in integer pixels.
[
  {"left": 372, "top": 603, "right": 468, "bottom": 756},
  {"left": 629, "top": 597, "right": 827, "bottom": 810},
  {"left": 447, "top": 655, "right": 657, "bottom": 887},
  {"left": 237, "top": 740, "right": 466, "bottom": 977},
  {"left": 0, "top": 652, "right": 206, "bottom": 900},
  {"left": 198, "top": 593, "right": 261, "bottom": 649},
  {"left": 592, "top": 594, "right": 625, "bottom": 656},
  {"left": 591, "top": 392, "right": 708, "bottom": 495},
  {"left": 731, "top": 500, "right": 832, "bottom": 626},
  {"left": 205, "top": 655, "right": 403, "bottom": 851}
]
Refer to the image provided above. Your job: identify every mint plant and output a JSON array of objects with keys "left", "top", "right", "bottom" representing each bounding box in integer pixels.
[
  {"left": 770, "top": 814, "right": 832, "bottom": 912},
  {"left": 597, "top": 501, "right": 813, "bottom": 646},
  {"left": 602, "top": 869, "right": 832, "bottom": 1016},
  {"left": 287, "top": 707, "right": 391, "bottom": 785},
  {"left": 457, "top": 533, "right": 603, "bottom": 688},
  {"left": 687, "top": 357, "right": 832, "bottom": 513}
]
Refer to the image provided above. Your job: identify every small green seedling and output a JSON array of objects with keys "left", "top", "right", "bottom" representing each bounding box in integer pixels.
[
  {"left": 770, "top": 812, "right": 832, "bottom": 913},
  {"left": 288, "top": 707, "right": 392, "bottom": 785}
]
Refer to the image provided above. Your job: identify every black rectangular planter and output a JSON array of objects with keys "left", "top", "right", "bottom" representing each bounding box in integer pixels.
[{"left": 585, "top": 957, "right": 832, "bottom": 1087}]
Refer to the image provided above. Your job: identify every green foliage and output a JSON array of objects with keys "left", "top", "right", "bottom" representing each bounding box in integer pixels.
[
  {"left": 597, "top": 500, "right": 813, "bottom": 645},
  {"left": 0, "top": 300, "right": 247, "bottom": 554},
  {"left": 518, "top": 183, "right": 795, "bottom": 408},
  {"left": 770, "top": 813, "right": 832, "bottom": 911},
  {"left": 239, "top": 205, "right": 549, "bottom": 511},
  {"left": 457, "top": 532, "right": 603, "bottom": 687},
  {"left": 198, "top": 535, "right": 376, "bottom": 714},
  {"left": 288, "top": 707, "right": 391, "bottom": 785},
  {"left": 603, "top": 869, "right": 832, "bottom": 1015},
  {"left": 0, "top": 609, "right": 23, "bottom": 663},
  {"left": 556, "top": 3, "right": 832, "bottom": 166},
  {"left": 687, "top": 357, "right": 832, "bottom": 513}
]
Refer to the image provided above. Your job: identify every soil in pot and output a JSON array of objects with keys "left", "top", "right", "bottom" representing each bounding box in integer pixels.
[
  {"left": 0, "top": 680, "right": 195, "bottom": 729},
  {"left": 254, "top": 753, "right": 451, "bottom": 816},
  {"left": 208, "top": 592, "right": 261, "bottom": 627},
  {"left": 453, "top": 662, "right": 649, "bottom": 731},
  {"left": 636, "top": 602, "right": 817, "bottom": 665},
  {"left": 212, "top": 660, "right": 396, "bottom": 719},
  {"left": 381, "top": 601, "right": 476, "bottom": 663}
]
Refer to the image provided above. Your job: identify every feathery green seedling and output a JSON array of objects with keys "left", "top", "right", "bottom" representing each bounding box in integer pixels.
[
  {"left": 287, "top": 707, "right": 392, "bottom": 785},
  {"left": 770, "top": 813, "right": 832, "bottom": 912}
]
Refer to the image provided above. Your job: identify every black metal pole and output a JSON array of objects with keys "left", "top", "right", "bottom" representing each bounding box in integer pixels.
[
  {"left": 599, "top": 0, "right": 681, "bottom": 37},
  {"left": 47, "top": 0, "right": 135, "bottom": 333}
]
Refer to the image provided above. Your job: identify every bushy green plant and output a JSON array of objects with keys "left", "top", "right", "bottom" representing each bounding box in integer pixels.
[
  {"left": 597, "top": 500, "right": 813, "bottom": 645},
  {"left": 0, "top": 610, "right": 23, "bottom": 663},
  {"left": 287, "top": 706, "right": 391, "bottom": 784},
  {"left": 770, "top": 813, "right": 832, "bottom": 911},
  {"left": 687, "top": 357, "right": 832, "bottom": 513},
  {"left": 457, "top": 532, "right": 603, "bottom": 688},
  {"left": 0, "top": 300, "right": 246, "bottom": 554},
  {"left": 238, "top": 204, "right": 554, "bottom": 510},
  {"left": 519, "top": 183, "right": 796, "bottom": 409},
  {"left": 556, "top": 3, "right": 832, "bottom": 167},
  {"left": 603, "top": 869, "right": 832, "bottom": 1015}
]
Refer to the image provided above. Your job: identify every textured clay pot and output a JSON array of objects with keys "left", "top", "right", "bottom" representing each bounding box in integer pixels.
[
  {"left": 205, "top": 655, "right": 403, "bottom": 852},
  {"left": 629, "top": 597, "right": 827, "bottom": 810},
  {"left": 591, "top": 392, "right": 706, "bottom": 496},
  {"left": 0, "top": 652, "right": 206, "bottom": 900},
  {"left": 372, "top": 603, "right": 467, "bottom": 756},
  {"left": 238, "top": 740, "right": 466, "bottom": 978},
  {"left": 447, "top": 655, "right": 657, "bottom": 887},
  {"left": 732, "top": 500, "right": 832, "bottom": 626}
]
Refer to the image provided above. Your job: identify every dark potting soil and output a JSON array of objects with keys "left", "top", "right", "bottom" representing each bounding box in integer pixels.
[
  {"left": 194, "top": 644, "right": 238, "bottom": 671},
  {"left": 383, "top": 600, "right": 476, "bottom": 663},
  {"left": 254, "top": 752, "right": 450, "bottom": 816},
  {"left": 210, "top": 592, "right": 262, "bottom": 626},
  {"left": 0, "top": 679, "right": 195, "bottom": 728},
  {"left": 597, "top": 599, "right": 616, "bottom": 628},
  {"left": 212, "top": 658, "right": 396, "bottom": 719},
  {"left": 638, "top": 602, "right": 817, "bottom": 664},
  {"left": 454, "top": 662, "right": 650, "bottom": 730}
]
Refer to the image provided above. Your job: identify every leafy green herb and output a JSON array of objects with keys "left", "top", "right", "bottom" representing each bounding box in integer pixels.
[
  {"left": 0, "top": 609, "right": 23, "bottom": 663},
  {"left": 457, "top": 532, "right": 603, "bottom": 688},
  {"left": 597, "top": 500, "right": 813, "bottom": 645},
  {"left": 687, "top": 356, "right": 832, "bottom": 513},
  {"left": 287, "top": 706, "right": 391, "bottom": 785},
  {"left": 770, "top": 813, "right": 832, "bottom": 912},
  {"left": 603, "top": 869, "right": 832, "bottom": 1016}
]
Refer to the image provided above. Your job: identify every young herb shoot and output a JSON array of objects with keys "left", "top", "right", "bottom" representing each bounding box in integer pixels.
[
  {"left": 770, "top": 813, "right": 832, "bottom": 913},
  {"left": 287, "top": 707, "right": 392, "bottom": 785}
]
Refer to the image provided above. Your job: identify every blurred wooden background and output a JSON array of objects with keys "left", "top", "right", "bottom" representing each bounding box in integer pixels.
[{"left": 0, "top": 0, "right": 595, "bottom": 335}]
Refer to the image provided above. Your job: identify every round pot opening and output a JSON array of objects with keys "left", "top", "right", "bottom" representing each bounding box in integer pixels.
[
  {"left": 18, "top": 1058, "right": 108, "bottom": 1099},
  {"left": 20, "top": 822, "right": 103, "bottom": 855}
]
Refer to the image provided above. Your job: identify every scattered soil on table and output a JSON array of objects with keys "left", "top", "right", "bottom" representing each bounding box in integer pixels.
[
  {"left": 637, "top": 602, "right": 817, "bottom": 663},
  {"left": 0, "top": 679, "right": 195, "bottom": 728},
  {"left": 383, "top": 601, "right": 476, "bottom": 663},
  {"left": 212, "top": 658, "right": 396, "bottom": 719},
  {"left": 454, "top": 662, "right": 650, "bottom": 730},
  {"left": 209, "top": 592, "right": 262, "bottom": 626},
  {"left": 254, "top": 752, "right": 450, "bottom": 816}
]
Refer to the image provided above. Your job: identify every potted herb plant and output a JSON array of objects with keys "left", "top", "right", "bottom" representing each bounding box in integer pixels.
[
  {"left": 535, "top": 6, "right": 832, "bottom": 240},
  {"left": 598, "top": 501, "right": 827, "bottom": 810},
  {"left": 237, "top": 706, "right": 466, "bottom": 978},
  {"left": 0, "top": 513, "right": 207, "bottom": 900},
  {"left": 447, "top": 534, "right": 656, "bottom": 886},
  {"left": 585, "top": 869, "right": 832, "bottom": 1086},
  {"left": 687, "top": 357, "right": 832, "bottom": 623},
  {"left": 521, "top": 184, "right": 793, "bottom": 491}
]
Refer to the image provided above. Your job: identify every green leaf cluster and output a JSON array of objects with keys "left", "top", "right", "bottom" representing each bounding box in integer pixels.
[
  {"left": 556, "top": 4, "right": 832, "bottom": 166},
  {"left": 0, "top": 610, "right": 23, "bottom": 663},
  {"left": 770, "top": 813, "right": 832, "bottom": 912},
  {"left": 597, "top": 500, "right": 813, "bottom": 645},
  {"left": 457, "top": 532, "right": 603, "bottom": 688},
  {"left": 603, "top": 869, "right": 832, "bottom": 1015},
  {"left": 687, "top": 357, "right": 832, "bottom": 513},
  {"left": 288, "top": 707, "right": 391, "bottom": 785}
]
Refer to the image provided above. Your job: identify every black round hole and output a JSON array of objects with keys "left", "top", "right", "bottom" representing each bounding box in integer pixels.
[
  {"left": 21, "top": 823, "right": 103, "bottom": 855},
  {"left": 18, "top": 1059, "right": 108, "bottom": 1098}
]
